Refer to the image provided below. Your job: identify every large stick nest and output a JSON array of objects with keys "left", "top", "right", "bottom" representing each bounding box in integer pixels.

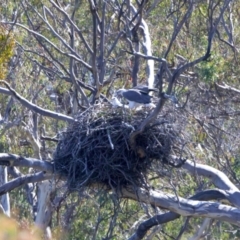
[{"left": 54, "top": 106, "right": 185, "bottom": 191}]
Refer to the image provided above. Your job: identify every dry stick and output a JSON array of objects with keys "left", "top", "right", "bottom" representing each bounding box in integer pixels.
[
  {"left": 215, "top": 82, "right": 240, "bottom": 94},
  {"left": 41, "top": 135, "right": 59, "bottom": 143},
  {"left": 107, "top": 129, "right": 114, "bottom": 150}
]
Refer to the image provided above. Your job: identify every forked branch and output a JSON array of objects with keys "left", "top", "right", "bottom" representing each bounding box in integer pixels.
[{"left": 0, "top": 81, "right": 76, "bottom": 123}]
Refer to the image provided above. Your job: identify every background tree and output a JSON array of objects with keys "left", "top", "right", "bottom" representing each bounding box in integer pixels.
[{"left": 0, "top": 0, "right": 240, "bottom": 239}]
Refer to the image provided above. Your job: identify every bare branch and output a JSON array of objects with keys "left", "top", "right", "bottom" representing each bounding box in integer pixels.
[
  {"left": 0, "top": 81, "right": 76, "bottom": 123},
  {"left": 131, "top": 0, "right": 233, "bottom": 141},
  {"left": 127, "top": 187, "right": 240, "bottom": 240},
  {"left": 68, "top": 11, "right": 90, "bottom": 108},
  {"left": 1, "top": 21, "right": 93, "bottom": 71},
  {"left": 0, "top": 153, "right": 53, "bottom": 173},
  {"left": 35, "top": 181, "right": 54, "bottom": 233},
  {"left": 121, "top": 187, "right": 240, "bottom": 227},
  {"left": 106, "top": 31, "right": 124, "bottom": 59},
  {"left": 128, "top": 212, "right": 179, "bottom": 240},
  {"left": 0, "top": 171, "right": 53, "bottom": 196},
  {"left": 164, "top": 1, "right": 194, "bottom": 58},
  {"left": 89, "top": 0, "right": 100, "bottom": 92},
  {"left": 8, "top": 166, "right": 37, "bottom": 217},
  {"left": 182, "top": 160, "right": 238, "bottom": 191},
  {"left": 41, "top": 135, "right": 59, "bottom": 143},
  {"left": 49, "top": 0, "right": 93, "bottom": 54},
  {"left": 0, "top": 118, "right": 22, "bottom": 138},
  {"left": 215, "top": 82, "right": 240, "bottom": 94},
  {"left": 18, "top": 44, "right": 70, "bottom": 77},
  {"left": 98, "top": 1, "right": 106, "bottom": 84}
]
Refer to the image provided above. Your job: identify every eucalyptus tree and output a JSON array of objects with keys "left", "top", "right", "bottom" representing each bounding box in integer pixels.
[{"left": 0, "top": 0, "right": 240, "bottom": 239}]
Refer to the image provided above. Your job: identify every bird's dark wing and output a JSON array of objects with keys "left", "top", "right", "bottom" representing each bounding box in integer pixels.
[
  {"left": 122, "top": 89, "right": 152, "bottom": 104},
  {"left": 147, "top": 88, "right": 158, "bottom": 92},
  {"left": 133, "top": 85, "right": 158, "bottom": 94}
]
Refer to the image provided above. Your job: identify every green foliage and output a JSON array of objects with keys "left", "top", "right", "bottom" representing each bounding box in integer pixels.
[
  {"left": 0, "top": 25, "right": 15, "bottom": 79},
  {"left": 163, "top": 217, "right": 183, "bottom": 238},
  {"left": 231, "top": 156, "right": 240, "bottom": 179},
  {"left": 197, "top": 54, "right": 225, "bottom": 83},
  {"left": 51, "top": 190, "right": 145, "bottom": 240},
  {"left": 0, "top": 135, "right": 9, "bottom": 152}
]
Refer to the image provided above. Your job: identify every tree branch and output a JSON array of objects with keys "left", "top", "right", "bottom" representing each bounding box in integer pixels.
[
  {"left": 182, "top": 160, "right": 238, "bottom": 191},
  {"left": 0, "top": 171, "right": 53, "bottom": 196},
  {"left": 129, "top": 0, "right": 233, "bottom": 149},
  {"left": 0, "top": 81, "right": 76, "bottom": 123},
  {"left": 164, "top": 1, "right": 194, "bottom": 58},
  {"left": 1, "top": 21, "right": 93, "bottom": 71},
  {"left": 49, "top": 0, "right": 93, "bottom": 54},
  {"left": 215, "top": 82, "right": 240, "bottom": 94},
  {"left": 121, "top": 187, "right": 240, "bottom": 227},
  {"left": 128, "top": 212, "right": 179, "bottom": 240},
  {"left": 127, "top": 187, "right": 240, "bottom": 240},
  {"left": 188, "top": 218, "right": 212, "bottom": 240},
  {"left": 0, "top": 153, "right": 53, "bottom": 173}
]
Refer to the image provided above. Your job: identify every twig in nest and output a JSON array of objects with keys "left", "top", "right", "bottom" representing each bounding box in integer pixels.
[{"left": 107, "top": 129, "right": 114, "bottom": 150}]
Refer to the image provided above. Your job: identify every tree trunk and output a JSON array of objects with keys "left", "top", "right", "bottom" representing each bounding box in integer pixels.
[
  {"left": 0, "top": 166, "right": 10, "bottom": 217},
  {"left": 35, "top": 180, "right": 54, "bottom": 239}
]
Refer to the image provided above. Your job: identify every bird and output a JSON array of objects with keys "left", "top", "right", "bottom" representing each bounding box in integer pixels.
[
  {"left": 115, "top": 88, "right": 154, "bottom": 109},
  {"left": 110, "top": 96, "right": 123, "bottom": 108},
  {"left": 133, "top": 85, "right": 158, "bottom": 94}
]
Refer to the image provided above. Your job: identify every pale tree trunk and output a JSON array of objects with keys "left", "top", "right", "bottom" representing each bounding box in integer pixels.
[
  {"left": 20, "top": 117, "right": 54, "bottom": 239},
  {"left": 140, "top": 19, "right": 155, "bottom": 89},
  {"left": 0, "top": 166, "right": 10, "bottom": 217},
  {"left": 130, "top": 3, "right": 155, "bottom": 89},
  {"left": 35, "top": 180, "right": 54, "bottom": 240}
]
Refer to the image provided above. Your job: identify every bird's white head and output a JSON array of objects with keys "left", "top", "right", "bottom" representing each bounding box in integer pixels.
[{"left": 115, "top": 89, "right": 126, "bottom": 98}]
